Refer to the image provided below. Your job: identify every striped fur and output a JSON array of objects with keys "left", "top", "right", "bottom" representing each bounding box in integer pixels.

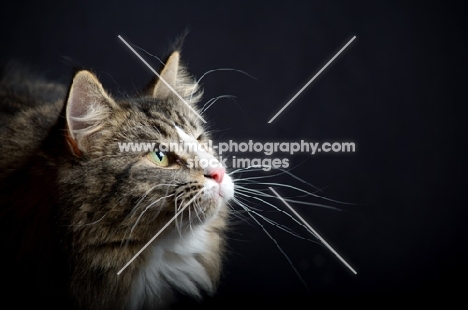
[{"left": 0, "top": 51, "right": 232, "bottom": 309}]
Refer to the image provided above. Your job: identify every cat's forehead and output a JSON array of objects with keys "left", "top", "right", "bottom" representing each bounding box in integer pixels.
[{"left": 117, "top": 97, "right": 203, "bottom": 139}]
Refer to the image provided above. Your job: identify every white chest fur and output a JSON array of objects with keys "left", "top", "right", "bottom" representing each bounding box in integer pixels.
[{"left": 128, "top": 226, "right": 213, "bottom": 309}]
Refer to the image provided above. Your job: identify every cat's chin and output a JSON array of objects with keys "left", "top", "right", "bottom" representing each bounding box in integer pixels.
[{"left": 219, "top": 174, "right": 235, "bottom": 201}]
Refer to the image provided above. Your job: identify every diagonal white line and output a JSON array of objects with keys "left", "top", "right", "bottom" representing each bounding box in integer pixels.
[
  {"left": 117, "top": 189, "right": 204, "bottom": 275},
  {"left": 118, "top": 35, "right": 207, "bottom": 123},
  {"left": 269, "top": 187, "right": 357, "bottom": 274},
  {"left": 268, "top": 36, "right": 356, "bottom": 123}
]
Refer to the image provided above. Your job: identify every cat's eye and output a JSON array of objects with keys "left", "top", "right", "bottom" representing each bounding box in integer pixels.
[{"left": 147, "top": 151, "right": 170, "bottom": 167}]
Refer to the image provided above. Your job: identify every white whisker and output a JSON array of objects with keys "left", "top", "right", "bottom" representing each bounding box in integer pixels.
[
  {"left": 269, "top": 187, "right": 357, "bottom": 275},
  {"left": 117, "top": 189, "right": 204, "bottom": 275},
  {"left": 128, "top": 184, "right": 177, "bottom": 218},
  {"left": 230, "top": 165, "right": 323, "bottom": 193},
  {"left": 235, "top": 186, "right": 341, "bottom": 211},
  {"left": 234, "top": 197, "right": 309, "bottom": 292},
  {"left": 201, "top": 95, "right": 237, "bottom": 113},
  {"left": 234, "top": 191, "right": 319, "bottom": 239},
  {"left": 129, "top": 193, "right": 175, "bottom": 239},
  {"left": 66, "top": 214, "right": 107, "bottom": 227},
  {"left": 232, "top": 198, "right": 318, "bottom": 244},
  {"left": 236, "top": 179, "right": 355, "bottom": 206},
  {"left": 189, "top": 68, "right": 257, "bottom": 103}
]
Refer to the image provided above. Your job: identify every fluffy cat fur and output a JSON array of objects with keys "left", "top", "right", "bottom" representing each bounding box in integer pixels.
[{"left": 0, "top": 49, "right": 233, "bottom": 309}]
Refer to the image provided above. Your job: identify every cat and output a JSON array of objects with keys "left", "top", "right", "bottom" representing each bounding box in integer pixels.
[{"left": 0, "top": 48, "right": 234, "bottom": 309}]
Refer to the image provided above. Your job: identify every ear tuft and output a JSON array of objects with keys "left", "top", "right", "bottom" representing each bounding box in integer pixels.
[
  {"left": 149, "top": 51, "right": 203, "bottom": 105},
  {"left": 66, "top": 70, "right": 115, "bottom": 155},
  {"left": 151, "top": 51, "right": 180, "bottom": 99}
]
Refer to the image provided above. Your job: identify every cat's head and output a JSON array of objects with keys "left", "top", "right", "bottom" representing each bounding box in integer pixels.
[{"left": 58, "top": 51, "right": 233, "bottom": 263}]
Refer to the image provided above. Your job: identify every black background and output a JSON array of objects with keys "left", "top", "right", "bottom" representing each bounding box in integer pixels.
[{"left": 1, "top": 0, "right": 467, "bottom": 307}]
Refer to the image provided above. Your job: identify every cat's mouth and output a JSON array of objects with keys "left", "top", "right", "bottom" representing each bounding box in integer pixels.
[{"left": 204, "top": 174, "right": 234, "bottom": 202}]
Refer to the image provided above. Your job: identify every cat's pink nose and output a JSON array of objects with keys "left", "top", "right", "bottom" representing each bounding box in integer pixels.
[{"left": 206, "top": 166, "right": 225, "bottom": 184}]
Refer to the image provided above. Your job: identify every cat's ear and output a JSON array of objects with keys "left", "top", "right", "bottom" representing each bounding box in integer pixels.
[
  {"left": 150, "top": 51, "right": 180, "bottom": 99},
  {"left": 65, "top": 70, "right": 116, "bottom": 156}
]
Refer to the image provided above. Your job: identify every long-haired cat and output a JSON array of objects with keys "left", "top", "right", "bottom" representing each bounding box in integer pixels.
[{"left": 0, "top": 48, "right": 234, "bottom": 309}]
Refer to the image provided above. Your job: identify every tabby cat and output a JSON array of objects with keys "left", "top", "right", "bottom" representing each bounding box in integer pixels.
[{"left": 0, "top": 49, "right": 234, "bottom": 309}]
